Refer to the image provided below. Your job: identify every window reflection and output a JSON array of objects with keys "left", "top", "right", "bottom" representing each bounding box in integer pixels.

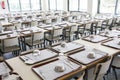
[
  {"left": 99, "top": 0, "right": 116, "bottom": 14},
  {"left": 8, "top": 0, "right": 20, "bottom": 11},
  {"left": 20, "top": 0, "right": 30, "bottom": 11}
]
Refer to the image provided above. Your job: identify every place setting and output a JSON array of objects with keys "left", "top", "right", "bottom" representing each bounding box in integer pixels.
[
  {"left": 32, "top": 52, "right": 82, "bottom": 80},
  {"left": 82, "top": 35, "right": 109, "bottom": 43},
  {"left": 68, "top": 46, "right": 108, "bottom": 65},
  {"left": 19, "top": 48, "right": 58, "bottom": 64},
  {"left": 52, "top": 41, "right": 84, "bottom": 54},
  {"left": 101, "top": 37, "right": 120, "bottom": 49},
  {"left": 100, "top": 30, "right": 120, "bottom": 38}
]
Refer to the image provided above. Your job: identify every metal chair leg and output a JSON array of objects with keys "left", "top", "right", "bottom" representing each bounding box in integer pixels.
[{"left": 113, "top": 68, "right": 118, "bottom": 80}]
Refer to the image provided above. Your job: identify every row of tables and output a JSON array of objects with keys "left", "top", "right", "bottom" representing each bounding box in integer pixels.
[{"left": 0, "top": 29, "right": 119, "bottom": 80}]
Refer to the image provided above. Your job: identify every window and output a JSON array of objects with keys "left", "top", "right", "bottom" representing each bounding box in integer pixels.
[
  {"left": 79, "top": 0, "right": 87, "bottom": 11},
  {"left": 98, "top": 0, "right": 116, "bottom": 14},
  {"left": 20, "top": 0, "right": 30, "bottom": 11},
  {"left": 69, "top": 0, "right": 79, "bottom": 11},
  {"left": 116, "top": 0, "right": 120, "bottom": 14},
  {"left": 8, "top": 0, "right": 20, "bottom": 11},
  {"left": 69, "top": 0, "right": 87, "bottom": 11},
  {"left": 56, "top": 0, "right": 64, "bottom": 10},
  {"left": 31, "top": 0, "right": 41, "bottom": 10},
  {"left": 49, "top": 0, "right": 56, "bottom": 10}
]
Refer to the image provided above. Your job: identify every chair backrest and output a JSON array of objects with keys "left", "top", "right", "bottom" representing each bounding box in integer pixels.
[
  {"left": 57, "top": 16, "right": 62, "bottom": 22},
  {"left": 70, "top": 25, "right": 78, "bottom": 33},
  {"left": 31, "top": 21, "right": 38, "bottom": 27},
  {"left": 68, "top": 16, "right": 73, "bottom": 21},
  {"left": 3, "top": 37, "right": 19, "bottom": 47},
  {"left": 77, "top": 15, "right": 82, "bottom": 20},
  {"left": 108, "top": 18, "right": 113, "bottom": 25},
  {"left": 94, "top": 56, "right": 112, "bottom": 80},
  {"left": 77, "top": 72, "right": 85, "bottom": 80},
  {"left": 6, "top": 25, "right": 16, "bottom": 31},
  {"left": 53, "top": 27, "right": 63, "bottom": 37},
  {"left": 14, "top": 22, "right": 22, "bottom": 30},
  {"left": 97, "top": 21, "right": 103, "bottom": 27},
  {"left": 33, "top": 32, "right": 44, "bottom": 41},
  {"left": 85, "top": 22, "right": 92, "bottom": 29},
  {"left": 45, "top": 19, "right": 52, "bottom": 24}
]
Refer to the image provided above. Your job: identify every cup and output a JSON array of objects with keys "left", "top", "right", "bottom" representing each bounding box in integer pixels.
[
  {"left": 87, "top": 52, "right": 95, "bottom": 59},
  {"left": 7, "top": 34, "right": 11, "bottom": 37},
  {"left": 60, "top": 42, "right": 66, "bottom": 48},
  {"left": 33, "top": 49, "right": 40, "bottom": 56},
  {"left": 54, "top": 63, "right": 65, "bottom": 72},
  {"left": 89, "top": 35, "right": 94, "bottom": 40}
]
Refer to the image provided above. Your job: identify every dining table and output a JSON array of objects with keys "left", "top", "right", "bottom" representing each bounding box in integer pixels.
[{"left": 5, "top": 34, "right": 120, "bottom": 80}]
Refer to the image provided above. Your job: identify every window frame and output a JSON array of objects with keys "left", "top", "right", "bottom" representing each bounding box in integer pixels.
[
  {"left": 48, "top": 0, "right": 64, "bottom": 11},
  {"left": 7, "top": 0, "right": 42, "bottom": 12},
  {"left": 68, "top": 0, "right": 87, "bottom": 12},
  {"left": 97, "top": 0, "right": 119, "bottom": 14}
]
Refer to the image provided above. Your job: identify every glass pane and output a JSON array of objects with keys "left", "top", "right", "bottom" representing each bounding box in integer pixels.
[
  {"left": 8, "top": 0, "right": 20, "bottom": 11},
  {"left": 31, "top": 0, "right": 40, "bottom": 10},
  {"left": 99, "top": 0, "right": 116, "bottom": 13},
  {"left": 49, "top": 0, "right": 56, "bottom": 10},
  {"left": 20, "top": 0, "right": 30, "bottom": 11},
  {"left": 57, "top": 0, "right": 64, "bottom": 10},
  {"left": 69, "top": 0, "right": 79, "bottom": 11},
  {"left": 79, "top": 0, "right": 87, "bottom": 11},
  {"left": 116, "top": 0, "right": 120, "bottom": 14}
]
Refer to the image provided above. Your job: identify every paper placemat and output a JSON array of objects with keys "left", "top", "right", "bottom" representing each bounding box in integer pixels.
[
  {"left": 32, "top": 59, "right": 81, "bottom": 80},
  {"left": 69, "top": 47, "right": 108, "bottom": 65},
  {"left": 20, "top": 49, "right": 58, "bottom": 64},
  {"left": 82, "top": 35, "right": 109, "bottom": 43}
]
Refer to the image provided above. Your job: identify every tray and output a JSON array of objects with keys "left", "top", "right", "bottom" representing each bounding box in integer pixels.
[
  {"left": 0, "top": 61, "right": 13, "bottom": 75},
  {"left": 101, "top": 39, "right": 120, "bottom": 49},
  {"left": 68, "top": 46, "right": 108, "bottom": 65},
  {"left": 0, "top": 31, "right": 13, "bottom": 36},
  {"left": 19, "top": 49, "right": 58, "bottom": 64},
  {"left": 52, "top": 42, "right": 84, "bottom": 54},
  {"left": 32, "top": 58, "right": 81, "bottom": 80},
  {"left": 82, "top": 35, "right": 109, "bottom": 43},
  {"left": 100, "top": 30, "right": 120, "bottom": 38}
]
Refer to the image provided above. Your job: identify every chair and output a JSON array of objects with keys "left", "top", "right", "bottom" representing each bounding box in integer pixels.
[
  {"left": 84, "top": 22, "right": 92, "bottom": 36},
  {"left": 70, "top": 72, "right": 85, "bottom": 80},
  {"left": 111, "top": 55, "right": 120, "bottom": 80},
  {"left": 31, "top": 20, "right": 38, "bottom": 27},
  {"left": 101, "top": 19, "right": 109, "bottom": 31},
  {"left": 108, "top": 18, "right": 117, "bottom": 30},
  {"left": 45, "top": 27, "right": 63, "bottom": 46},
  {"left": 115, "top": 17, "right": 120, "bottom": 26},
  {"left": 64, "top": 24, "right": 78, "bottom": 41},
  {"left": 77, "top": 24, "right": 86, "bottom": 37},
  {"left": 94, "top": 56, "right": 112, "bottom": 80},
  {"left": 56, "top": 16, "right": 62, "bottom": 23},
  {"left": 68, "top": 16, "right": 73, "bottom": 21},
  {"left": 25, "top": 31, "right": 44, "bottom": 49},
  {"left": 45, "top": 18, "right": 52, "bottom": 24},
  {"left": 14, "top": 22, "right": 22, "bottom": 30},
  {"left": 76, "top": 15, "right": 82, "bottom": 20},
  {"left": 96, "top": 19, "right": 108, "bottom": 32},
  {"left": 0, "top": 36, "right": 21, "bottom": 56}
]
